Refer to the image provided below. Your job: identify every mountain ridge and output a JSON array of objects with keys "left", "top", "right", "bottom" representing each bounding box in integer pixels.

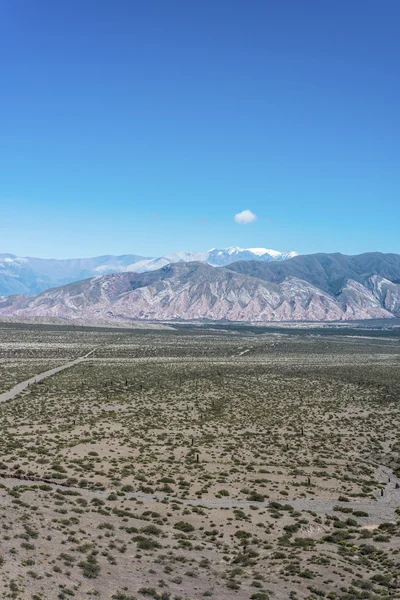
[
  {"left": 1, "top": 252, "right": 399, "bottom": 324},
  {"left": 0, "top": 247, "right": 297, "bottom": 296},
  {"left": 226, "top": 252, "right": 400, "bottom": 293}
]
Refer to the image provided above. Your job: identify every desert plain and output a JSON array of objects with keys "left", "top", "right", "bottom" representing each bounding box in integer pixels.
[{"left": 0, "top": 322, "right": 399, "bottom": 600}]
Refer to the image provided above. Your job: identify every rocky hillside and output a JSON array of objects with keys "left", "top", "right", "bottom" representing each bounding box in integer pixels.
[{"left": 0, "top": 253, "right": 399, "bottom": 323}]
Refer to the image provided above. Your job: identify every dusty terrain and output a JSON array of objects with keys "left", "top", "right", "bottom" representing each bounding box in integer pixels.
[{"left": 0, "top": 322, "right": 399, "bottom": 600}]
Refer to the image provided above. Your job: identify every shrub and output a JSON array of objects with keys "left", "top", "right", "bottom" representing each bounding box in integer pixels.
[
  {"left": 173, "top": 521, "right": 194, "bottom": 533},
  {"left": 78, "top": 553, "right": 100, "bottom": 578},
  {"left": 134, "top": 536, "right": 161, "bottom": 550}
]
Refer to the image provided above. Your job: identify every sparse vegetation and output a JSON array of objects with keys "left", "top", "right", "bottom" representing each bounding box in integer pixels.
[{"left": 0, "top": 322, "right": 399, "bottom": 599}]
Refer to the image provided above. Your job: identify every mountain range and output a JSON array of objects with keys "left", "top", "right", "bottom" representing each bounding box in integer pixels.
[
  {"left": 1, "top": 252, "right": 399, "bottom": 324},
  {"left": 0, "top": 247, "right": 297, "bottom": 296}
]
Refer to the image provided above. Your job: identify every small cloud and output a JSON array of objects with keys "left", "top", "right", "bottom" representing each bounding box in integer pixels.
[{"left": 234, "top": 209, "right": 257, "bottom": 224}]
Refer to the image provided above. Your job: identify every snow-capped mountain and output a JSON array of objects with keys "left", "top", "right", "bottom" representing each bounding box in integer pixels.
[
  {"left": 130, "top": 247, "right": 298, "bottom": 273},
  {"left": 129, "top": 251, "right": 209, "bottom": 273},
  {"left": 0, "top": 247, "right": 298, "bottom": 296},
  {"left": 206, "top": 247, "right": 298, "bottom": 266},
  {"left": 1, "top": 253, "right": 399, "bottom": 324}
]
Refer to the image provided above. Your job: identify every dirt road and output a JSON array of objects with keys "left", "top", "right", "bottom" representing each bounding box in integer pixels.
[{"left": 0, "top": 348, "right": 96, "bottom": 404}]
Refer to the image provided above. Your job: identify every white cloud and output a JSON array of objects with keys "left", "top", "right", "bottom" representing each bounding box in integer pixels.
[{"left": 234, "top": 209, "right": 257, "bottom": 224}]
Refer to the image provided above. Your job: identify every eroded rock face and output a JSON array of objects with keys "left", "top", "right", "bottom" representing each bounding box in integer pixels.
[{"left": 0, "top": 253, "right": 399, "bottom": 324}]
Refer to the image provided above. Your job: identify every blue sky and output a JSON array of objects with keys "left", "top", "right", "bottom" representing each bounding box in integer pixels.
[{"left": 1, "top": 0, "right": 399, "bottom": 259}]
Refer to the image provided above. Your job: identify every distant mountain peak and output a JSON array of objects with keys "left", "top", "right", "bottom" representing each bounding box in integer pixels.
[{"left": 206, "top": 247, "right": 298, "bottom": 266}]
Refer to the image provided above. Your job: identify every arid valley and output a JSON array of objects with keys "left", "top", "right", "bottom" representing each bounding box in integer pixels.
[{"left": 0, "top": 322, "right": 399, "bottom": 600}]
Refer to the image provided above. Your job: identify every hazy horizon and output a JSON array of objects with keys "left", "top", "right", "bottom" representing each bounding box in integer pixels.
[{"left": 1, "top": 246, "right": 399, "bottom": 262}]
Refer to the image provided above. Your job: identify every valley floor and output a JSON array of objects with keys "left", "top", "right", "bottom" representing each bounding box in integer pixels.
[{"left": 0, "top": 323, "right": 399, "bottom": 600}]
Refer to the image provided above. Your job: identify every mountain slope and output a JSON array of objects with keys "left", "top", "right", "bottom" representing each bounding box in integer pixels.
[
  {"left": 0, "top": 247, "right": 297, "bottom": 296},
  {"left": 226, "top": 252, "right": 400, "bottom": 294},
  {"left": 1, "top": 253, "right": 399, "bottom": 324}
]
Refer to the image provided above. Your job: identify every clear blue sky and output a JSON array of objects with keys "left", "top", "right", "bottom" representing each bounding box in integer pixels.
[{"left": 1, "top": 0, "right": 399, "bottom": 259}]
